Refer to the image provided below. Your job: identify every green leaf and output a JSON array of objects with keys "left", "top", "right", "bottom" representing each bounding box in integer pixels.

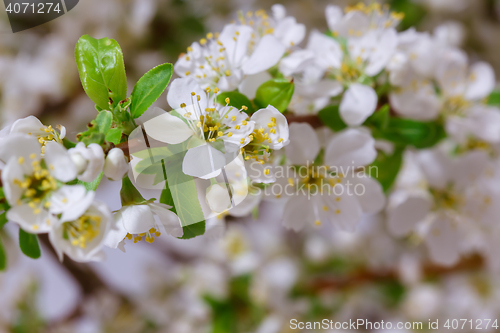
[
  {"left": 0, "top": 212, "right": 7, "bottom": 229},
  {"left": 158, "top": 145, "right": 206, "bottom": 239},
  {"left": 318, "top": 105, "right": 347, "bottom": 132},
  {"left": 75, "top": 35, "right": 127, "bottom": 110},
  {"left": 120, "top": 175, "right": 146, "bottom": 206},
  {"left": 216, "top": 91, "right": 254, "bottom": 114},
  {"left": 130, "top": 63, "right": 173, "bottom": 118},
  {"left": 369, "top": 147, "right": 404, "bottom": 192},
  {"left": 105, "top": 127, "right": 123, "bottom": 145},
  {"left": 487, "top": 90, "right": 500, "bottom": 108},
  {"left": 254, "top": 78, "right": 294, "bottom": 112},
  {"left": 96, "top": 110, "right": 113, "bottom": 133},
  {"left": 377, "top": 118, "right": 445, "bottom": 149},
  {"left": 0, "top": 237, "right": 6, "bottom": 271},
  {"left": 70, "top": 172, "right": 104, "bottom": 191},
  {"left": 19, "top": 230, "right": 41, "bottom": 259},
  {"left": 389, "top": 0, "right": 426, "bottom": 31}
]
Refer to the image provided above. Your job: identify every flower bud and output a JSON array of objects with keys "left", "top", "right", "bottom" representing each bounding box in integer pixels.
[
  {"left": 104, "top": 148, "right": 129, "bottom": 181},
  {"left": 69, "top": 143, "right": 105, "bottom": 182}
]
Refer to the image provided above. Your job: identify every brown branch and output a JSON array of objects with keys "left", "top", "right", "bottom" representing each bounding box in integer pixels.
[{"left": 306, "top": 254, "right": 483, "bottom": 293}]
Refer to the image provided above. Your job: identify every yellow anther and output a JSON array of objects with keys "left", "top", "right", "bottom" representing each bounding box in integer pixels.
[
  {"left": 227, "top": 132, "right": 233, "bottom": 137},
  {"left": 18, "top": 157, "right": 24, "bottom": 164},
  {"left": 185, "top": 71, "right": 191, "bottom": 75},
  {"left": 264, "top": 169, "right": 270, "bottom": 175},
  {"left": 200, "top": 38, "right": 207, "bottom": 45},
  {"left": 218, "top": 131, "right": 223, "bottom": 137},
  {"left": 207, "top": 32, "right": 214, "bottom": 39}
]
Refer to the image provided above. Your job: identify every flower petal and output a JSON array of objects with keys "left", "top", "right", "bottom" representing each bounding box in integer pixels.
[
  {"left": 143, "top": 111, "right": 193, "bottom": 144},
  {"left": 425, "top": 216, "right": 461, "bottom": 266},
  {"left": 242, "top": 35, "right": 286, "bottom": 75},
  {"left": 44, "top": 141, "right": 77, "bottom": 182},
  {"left": 465, "top": 62, "right": 495, "bottom": 101},
  {"left": 166, "top": 77, "right": 208, "bottom": 110},
  {"left": 365, "top": 28, "right": 398, "bottom": 76},
  {"left": 182, "top": 143, "right": 227, "bottom": 179},
  {"left": 324, "top": 129, "right": 377, "bottom": 170},
  {"left": 7, "top": 204, "right": 55, "bottom": 233},
  {"left": 285, "top": 123, "right": 320, "bottom": 165},
  {"left": 121, "top": 205, "right": 156, "bottom": 234},
  {"left": 238, "top": 72, "right": 272, "bottom": 100},
  {"left": 339, "top": 84, "right": 378, "bottom": 126},
  {"left": 149, "top": 202, "right": 183, "bottom": 238},
  {"left": 387, "top": 191, "right": 432, "bottom": 237},
  {"left": 282, "top": 195, "right": 310, "bottom": 231}
]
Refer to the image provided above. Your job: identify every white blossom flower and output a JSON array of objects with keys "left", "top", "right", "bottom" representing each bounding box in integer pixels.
[
  {"left": 387, "top": 148, "right": 500, "bottom": 266},
  {"left": 104, "top": 202, "right": 182, "bottom": 252},
  {"left": 243, "top": 105, "right": 290, "bottom": 184},
  {"left": 0, "top": 134, "right": 77, "bottom": 233},
  {"left": 174, "top": 11, "right": 289, "bottom": 92},
  {"left": 276, "top": 123, "right": 385, "bottom": 231},
  {"left": 49, "top": 200, "right": 113, "bottom": 262},
  {"left": 103, "top": 148, "right": 129, "bottom": 181},
  {"left": 68, "top": 142, "right": 105, "bottom": 183},
  {"left": 0, "top": 116, "right": 66, "bottom": 150},
  {"left": 280, "top": 3, "right": 400, "bottom": 124},
  {"left": 143, "top": 77, "right": 255, "bottom": 179}
]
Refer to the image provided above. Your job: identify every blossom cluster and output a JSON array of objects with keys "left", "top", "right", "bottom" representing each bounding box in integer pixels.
[{"left": 0, "top": 1, "right": 499, "bottom": 277}]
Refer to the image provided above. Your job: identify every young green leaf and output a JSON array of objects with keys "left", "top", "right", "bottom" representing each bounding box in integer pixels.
[
  {"left": 96, "top": 110, "right": 113, "bottom": 134},
  {"left": 19, "top": 230, "right": 41, "bottom": 259},
  {"left": 105, "top": 128, "right": 123, "bottom": 145},
  {"left": 69, "top": 172, "right": 104, "bottom": 192},
  {"left": 120, "top": 175, "right": 146, "bottom": 206},
  {"left": 254, "top": 78, "right": 294, "bottom": 112},
  {"left": 318, "top": 105, "right": 348, "bottom": 132},
  {"left": 369, "top": 147, "right": 404, "bottom": 193},
  {"left": 487, "top": 90, "right": 500, "bottom": 108},
  {"left": 216, "top": 91, "right": 254, "bottom": 113},
  {"left": 130, "top": 63, "right": 173, "bottom": 118},
  {"left": 0, "top": 212, "right": 7, "bottom": 229},
  {"left": 0, "top": 237, "right": 6, "bottom": 271},
  {"left": 75, "top": 35, "right": 127, "bottom": 110}
]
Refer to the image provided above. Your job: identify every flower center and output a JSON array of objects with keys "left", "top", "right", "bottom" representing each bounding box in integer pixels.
[
  {"left": 125, "top": 228, "right": 161, "bottom": 244},
  {"left": 13, "top": 158, "right": 57, "bottom": 213},
  {"left": 442, "top": 96, "right": 470, "bottom": 117},
  {"left": 64, "top": 214, "right": 102, "bottom": 249},
  {"left": 430, "top": 188, "right": 463, "bottom": 212}
]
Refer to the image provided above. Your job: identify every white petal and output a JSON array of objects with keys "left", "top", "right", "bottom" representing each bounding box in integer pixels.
[
  {"left": 436, "top": 48, "right": 468, "bottom": 97},
  {"left": 149, "top": 202, "right": 183, "bottom": 238},
  {"left": 182, "top": 144, "right": 226, "bottom": 179},
  {"left": 285, "top": 123, "right": 320, "bottom": 165},
  {"left": 273, "top": 17, "right": 306, "bottom": 47},
  {"left": 279, "top": 50, "right": 315, "bottom": 76},
  {"left": 365, "top": 29, "right": 398, "bottom": 76},
  {"left": 0, "top": 134, "right": 40, "bottom": 164},
  {"left": 77, "top": 143, "right": 105, "bottom": 183},
  {"left": 238, "top": 72, "right": 272, "bottom": 100},
  {"left": 416, "top": 149, "right": 453, "bottom": 190},
  {"left": 103, "top": 213, "right": 129, "bottom": 251},
  {"left": 324, "top": 129, "right": 377, "bottom": 170},
  {"left": 307, "top": 30, "right": 343, "bottom": 69},
  {"left": 7, "top": 204, "right": 55, "bottom": 233},
  {"left": 350, "top": 176, "right": 386, "bottom": 214},
  {"left": 323, "top": 188, "right": 363, "bottom": 232},
  {"left": 143, "top": 111, "right": 193, "bottom": 144},
  {"left": 9, "top": 116, "right": 45, "bottom": 136},
  {"left": 120, "top": 205, "right": 156, "bottom": 234},
  {"left": 103, "top": 148, "right": 129, "bottom": 181},
  {"left": 271, "top": 4, "right": 286, "bottom": 20},
  {"left": 166, "top": 77, "right": 208, "bottom": 110},
  {"left": 325, "top": 5, "right": 344, "bottom": 31},
  {"left": 339, "top": 84, "right": 378, "bottom": 126},
  {"left": 387, "top": 191, "right": 432, "bottom": 237},
  {"left": 390, "top": 84, "right": 441, "bottom": 121},
  {"left": 425, "top": 216, "right": 461, "bottom": 266},
  {"left": 282, "top": 195, "right": 310, "bottom": 231},
  {"left": 219, "top": 24, "right": 253, "bottom": 67},
  {"left": 242, "top": 35, "right": 286, "bottom": 75},
  {"left": 2, "top": 158, "right": 25, "bottom": 205},
  {"left": 44, "top": 141, "right": 77, "bottom": 182},
  {"left": 465, "top": 62, "right": 495, "bottom": 101},
  {"left": 51, "top": 185, "right": 95, "bottom": 223}
]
